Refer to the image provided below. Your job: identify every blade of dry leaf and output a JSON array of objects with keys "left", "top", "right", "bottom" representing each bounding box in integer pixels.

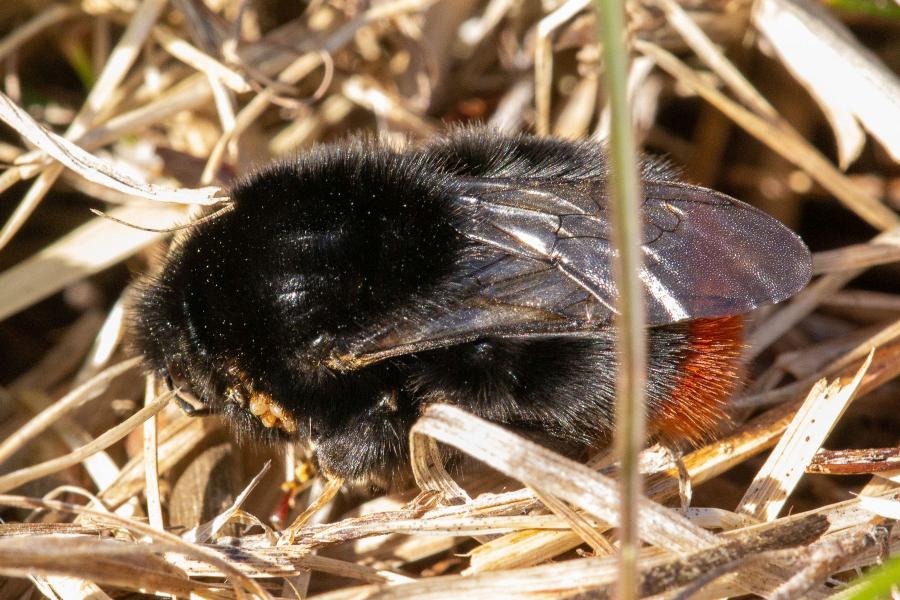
[
  {"left": 0, "top": 90, "right": 221, "bottom": 205},
  {"left": 737, "top": 351, "right": 873, "bottom": 521},
  {"left": 97, "top": 417, "right": 218, "bottom": 510},
  {"left": 183, "top": 461, "right": 271, "bottom": 543},
  {"left": 411, "top": 404, "right": 811, "bottom": 596},
  {"left": 856, "top": 495, "right": 900, "bottom": 521},
  {"left": 812, "top": 231, "right": 900, "bottom": 275},
  {"left": 754, "top": 0, "right": 900, "bottom": 167},
  {"left": 143, "top": 376, "right": 164, "bottom": 531},
  {"left": 0, "top": 203, "right": 185, "bottom": 322},
  {"left": 635, "top": 40, "right": 900, "bottom": 232},
  {"left": 0, "top": 392, "right": 169, "bottom": 494},
  {"left": 0, "top": 494, "right": 271, "bottom": 598},
  {"left": 0, "top": 0, "right": 167, "bottom": 252},
  {"left": 0, "top": 5, "right": 79, "bottom": 64},
  {"left": 0, "top": 356, "right": 141, "bottom": 466}
]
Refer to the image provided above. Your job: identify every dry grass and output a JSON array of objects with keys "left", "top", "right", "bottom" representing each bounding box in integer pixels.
[{"left": 0, "top": 0, "right": 899, "bottom": 598}]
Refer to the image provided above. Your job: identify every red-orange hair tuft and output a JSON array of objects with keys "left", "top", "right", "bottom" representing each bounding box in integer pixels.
[{"left": 652, "top": 315, "right": 745, "bottom": 443}]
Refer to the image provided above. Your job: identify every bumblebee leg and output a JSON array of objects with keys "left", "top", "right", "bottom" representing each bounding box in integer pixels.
[
  {"left": 173, "top": 394, "right": 212, "bottom": 417},
  {"left": 270, "top": 454, "right": 317, "bottom": 528},
  {"left": 163, "top": 372, "right": 212, "bottom": 417}
]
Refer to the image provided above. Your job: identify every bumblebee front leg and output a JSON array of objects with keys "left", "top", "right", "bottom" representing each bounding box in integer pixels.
[
  {"left": 164, "top": 373, "right": 212, "bottom": 417},
  {"left": 173, "top": 393, "right": 212, "bottom": 417}
]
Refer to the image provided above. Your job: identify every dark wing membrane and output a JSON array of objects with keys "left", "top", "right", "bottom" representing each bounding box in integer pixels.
[
  {"left": 327, "top": 251, "right": 598, "bottom": 370},
  {"left": 458, "top": 178, "right": 812, "bottom": 324},
  {"left": 327, "top": 177, "right": 811, "bottom": 370}
]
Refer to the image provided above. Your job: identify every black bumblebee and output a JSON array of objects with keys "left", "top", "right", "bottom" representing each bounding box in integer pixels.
[{"left": 130, "top": 127, "right": 811, "bottom": 488}]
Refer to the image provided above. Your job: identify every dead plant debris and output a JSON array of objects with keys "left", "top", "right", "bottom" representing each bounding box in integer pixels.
[{"left": 0, "top": 0, "right": 898, "bottom": 598}]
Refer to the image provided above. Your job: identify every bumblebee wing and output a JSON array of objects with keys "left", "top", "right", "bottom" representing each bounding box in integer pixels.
[
  {"left": 457, "top": 178, "right": 811, "bottom": 322},
  {"left": 328, "top": 178, "right": 811, "bottom": 370}
]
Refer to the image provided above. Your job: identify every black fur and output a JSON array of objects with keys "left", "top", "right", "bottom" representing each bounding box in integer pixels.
[{"left": 130, "top": 127, "right": 740, "bottom": 487}]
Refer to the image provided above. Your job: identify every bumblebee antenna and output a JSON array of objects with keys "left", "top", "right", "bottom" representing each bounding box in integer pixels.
[{"left": 90, "top": 202, "right": 235, "bottom": 233}]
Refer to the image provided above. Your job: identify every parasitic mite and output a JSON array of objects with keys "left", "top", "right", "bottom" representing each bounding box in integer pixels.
[{"left": 129, "top": 127, "right": 812, "bottom": 489}]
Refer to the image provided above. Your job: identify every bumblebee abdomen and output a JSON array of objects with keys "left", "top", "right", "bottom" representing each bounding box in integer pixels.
[
  {"left": 407, "top": 316, "right": 744, "bottom": 449},
  {"left": 648, "top": 316, "right": 744, "bottom": 442}
]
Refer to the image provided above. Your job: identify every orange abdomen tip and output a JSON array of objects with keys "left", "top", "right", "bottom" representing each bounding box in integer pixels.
[{"left": 652, "top": 315, "right": 745, "bottom": 443}]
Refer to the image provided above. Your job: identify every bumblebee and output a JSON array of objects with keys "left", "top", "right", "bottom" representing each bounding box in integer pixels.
[{"left": 130, "top": 127, "right": 811, "bottom": 488}]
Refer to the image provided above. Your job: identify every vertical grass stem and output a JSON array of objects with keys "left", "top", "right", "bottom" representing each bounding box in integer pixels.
[{"left": 592, "top": 2, "right": 647, "bottom": 599}]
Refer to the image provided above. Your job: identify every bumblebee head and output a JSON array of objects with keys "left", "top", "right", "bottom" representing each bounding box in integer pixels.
[{"left": 127, "top": 212, "right": 306, "bottom": 444}]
